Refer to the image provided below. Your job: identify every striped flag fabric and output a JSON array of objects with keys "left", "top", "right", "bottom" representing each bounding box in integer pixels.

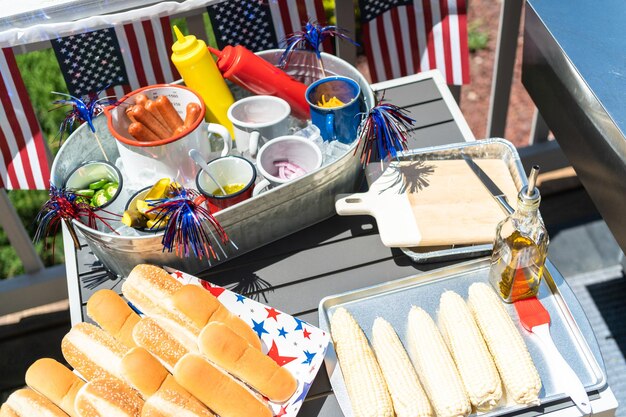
[
  {"left": 51, "top": 16, "right": 180, "bottom": 100},
  {"left": 0, "top": 48, "right": 50, "bottom": 190},
  {"left": 207, "top": 0, "right": 331, "bottom": 52},
  {"left": 359, "top": 0, "right": 470, "bottom": 85}
]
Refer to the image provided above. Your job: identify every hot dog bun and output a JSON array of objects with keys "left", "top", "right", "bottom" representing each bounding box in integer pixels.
[
  {"left": 141, "top": 376, "right": 215, "bottom": 417},
  {"left": 119, "top": 347, "right": 215, "bottom": 417},
  {"left": 132, "top": 317, "right": 195, "bottom": 372},
  {"left": 171, "top": 285, "right": 261, "bottom": 350},
  {"left": 75, "top": 379, "right": 143, "bottom": 417},
  {"left": 87, "top": 290, "right": 140, "bottom": 348},
  {"left": 122, "top": 265, "right": 198, "bottom": 336},
  {"left": 1, "top": 388, "right": 69, "bottom": 417},
  {"left": 174, "top": 354, "right": 272, "bottom": 417},
  {"left": 25, "top": 358, "right": 84, "bottom": 417},
  {"left": 61, "top": 322, "right": 128, "bottom": 382},
  {"left": 120, "top": 347, "right": 169, "bottom": 398},
  {"left": 199, "top": 322, "right": 297, "bottom": 402}
]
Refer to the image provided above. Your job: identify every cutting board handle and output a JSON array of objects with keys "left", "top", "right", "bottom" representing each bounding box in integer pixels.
[{"left": 335, "top": 193, "right": 373, "bottom": 216}]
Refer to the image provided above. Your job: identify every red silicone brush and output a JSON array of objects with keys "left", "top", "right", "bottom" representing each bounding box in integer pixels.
[{"left": 515, "top": 297, "right": 591, "bottom": 414}]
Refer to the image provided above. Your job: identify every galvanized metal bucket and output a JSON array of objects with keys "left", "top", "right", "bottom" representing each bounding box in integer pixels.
[{"left": 50, "top": 50, "right": 375, "bottom": 277}]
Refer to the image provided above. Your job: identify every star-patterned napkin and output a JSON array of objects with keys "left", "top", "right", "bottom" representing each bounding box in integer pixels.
[{"left": 165, "top": 267, "right": 330, "bottom": 417}]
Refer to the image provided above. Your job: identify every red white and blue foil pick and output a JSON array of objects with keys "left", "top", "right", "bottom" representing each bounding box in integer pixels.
[
  {"left": 35, "top": 185, "right": 118, "bottom": 250},
  {"left": 146, "top": 187, "right": 237, "bottom": 261},
  {"left": 356, "top": 102, "right": 415, "bottom": 165},
  {"left": 279, "top": 21, "right": 358, "bottom": 76},
  {"left": 51, "top": 90, "right": 115, "bottom": 160}
]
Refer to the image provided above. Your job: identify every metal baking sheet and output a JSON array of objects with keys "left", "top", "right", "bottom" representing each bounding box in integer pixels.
[
  {"left": 364, "top": 138, "right": 527, "bottom": 263},
  {"left": 318, "top": 257, "right": 606, "bottom": 417}
]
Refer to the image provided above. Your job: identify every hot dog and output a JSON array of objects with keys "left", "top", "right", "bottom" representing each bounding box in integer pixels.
[
  {"left": 129, "top": 106, "right": 171, "bottom": 140},
  {"left": 134, "top": 93, "right": 148, "bottom": 107},
  {"left": 155, "top": 96, "right": 184, "bottom": 131},
  {"left": 129, "top": 122, "right": 161, "bottom": 143},
  {"left": 125, "top": 105, "right": 137, "bottom": 123},
  {"left": 184, "top": 103, "right": 202, "bottom": 129},
  {"left": 145, "top": 100, "right": 173, "bottom": 136}
]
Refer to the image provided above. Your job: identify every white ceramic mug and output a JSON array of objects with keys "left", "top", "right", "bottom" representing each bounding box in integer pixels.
[
  {"left": 253, "top": 136, "right": 323, "bottom": 196},
  {"left": 105, "top": 84, "right": 231, "bottom": 188},
  {"left": 227, "top": 96, "right": 291, "bottom": 158}
]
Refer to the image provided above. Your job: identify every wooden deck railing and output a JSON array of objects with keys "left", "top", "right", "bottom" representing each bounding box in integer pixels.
[{"left": 0, "top": 0, "right": 562, "bottom": 317}]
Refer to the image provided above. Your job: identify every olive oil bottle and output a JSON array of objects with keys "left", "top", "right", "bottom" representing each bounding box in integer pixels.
[{"left": 489, "top": 166, "right": 549, "bottom": 302}]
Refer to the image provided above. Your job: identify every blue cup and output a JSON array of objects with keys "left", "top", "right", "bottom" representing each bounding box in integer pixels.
[{"left": 305, "top": 76, "right": 362, "bottom": 144}]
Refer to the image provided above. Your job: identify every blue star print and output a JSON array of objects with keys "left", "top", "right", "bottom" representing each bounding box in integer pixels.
[
  {"left": 302, "top": 350, "right": 316, "bottom": 365},
  {"left": 293, "top": 381, "right": 311, "bottom": 403},
  {"left": 294, "top": 317, "right": 305, "bottom": 331},
  {"left": 235, "top": 294, "right": 246, "bottom": 303},
  {"left": 252, "top": 319, "right": 269, "bottom": 338},
  {"left": 278, "top": 327, "right": 289, "bottom": 338}
]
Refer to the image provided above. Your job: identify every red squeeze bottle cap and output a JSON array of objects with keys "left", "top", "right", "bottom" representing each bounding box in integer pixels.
[{"left": 207, "top": 46, "right": 222, "bottom": 57}]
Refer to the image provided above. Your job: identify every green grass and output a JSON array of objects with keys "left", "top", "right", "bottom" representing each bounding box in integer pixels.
[{"left": 468, "top": 20, "right": 489, "bottom": 52}]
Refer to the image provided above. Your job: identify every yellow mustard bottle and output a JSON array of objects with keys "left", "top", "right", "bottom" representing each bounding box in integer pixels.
[{"left": 170, "top": 26, "right": 234, "bottom": 135}]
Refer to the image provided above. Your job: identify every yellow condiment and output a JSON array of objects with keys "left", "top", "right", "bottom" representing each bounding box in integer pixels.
[
  {"left": 170, "top": 26, "right": 234, "bottom": 134},
  {"left": 212, "top": 183, "right": 246, "bottom": 196},
  {"left": 317, "top": 94, "right": 345, "bottom": 108}
]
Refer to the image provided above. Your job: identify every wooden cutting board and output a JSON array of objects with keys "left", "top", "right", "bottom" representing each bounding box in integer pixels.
[{"left": 335, "top": 159, "right": 519, "bottom": 247}]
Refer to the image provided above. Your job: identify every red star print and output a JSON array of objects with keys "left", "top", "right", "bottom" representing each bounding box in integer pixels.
[
  {"left": 265, "top": 307, "right": 281, "bottom": 321},
  {"left": 267, "top": 340, "right": 297, "bottom": 366},
  {"left": 174, "top": 271, "right": 183, "bottom": 279},
  {"left": 302, "top": 328, "right": 311, "bottom": 339},
  {"left": 275, "top": 405, "right": 288, "bottom": 416},
  {"left": 200, "top": 281, "right": 226, "bottom": 297}
]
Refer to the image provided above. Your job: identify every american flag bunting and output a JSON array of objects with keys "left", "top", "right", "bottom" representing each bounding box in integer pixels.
[
  {"left": 360, "top": 0, "right": 470, "bottom": 85},
  {"left": 0, "top": 48, "right": 50, "bottom": 190},
  {"left": 51, "top": 16, "right": 180, "bottom": 100},
  {"left": 207, "top": 0, "right": 331, "bottom": 52}
]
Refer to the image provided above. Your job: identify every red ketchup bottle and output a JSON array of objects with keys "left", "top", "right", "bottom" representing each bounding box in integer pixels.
[{"left": 208, "top": 45, "right": 310, "bottom": 120}]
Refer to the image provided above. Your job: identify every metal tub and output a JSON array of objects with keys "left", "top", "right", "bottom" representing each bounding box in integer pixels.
[{"left": 51, "top": 51, "right": 375, "bottom": 277}]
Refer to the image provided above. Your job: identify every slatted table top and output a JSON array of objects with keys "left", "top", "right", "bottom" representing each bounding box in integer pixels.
[{"left": 63, "top": 70, "right": 478, "bottom": 416}]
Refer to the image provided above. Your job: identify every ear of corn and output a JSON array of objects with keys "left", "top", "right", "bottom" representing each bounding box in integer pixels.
[
  {"left": 372, "top": 317, "right": 433, "bottom": 417},
  {"left": 438, "top": 291, "right": 503, "bottom": 411},
  {"left": 467, "top": 283, "right": 541, "bottom": 406},
  {"left": 407, "top": 306, "right": 471, "bottom": 417},
  {"left": 330, "top": 308, "right": 394, "bottom": 417}
]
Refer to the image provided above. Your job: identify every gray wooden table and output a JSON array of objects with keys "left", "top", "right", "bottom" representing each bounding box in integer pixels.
[{"left": 63, "top": 70, "right": 480, "bottom": 416}]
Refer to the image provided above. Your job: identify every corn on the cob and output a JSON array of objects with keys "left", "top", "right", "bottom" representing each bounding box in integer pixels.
[
  {"left": 467, "top": 282, "right": 541, "bottom": 406},
  {"left": 438, "top": 291, "right": 502, "bottom": 411},
  {"left": 407, "top": 306, "right": 471, "bottom": 417},
  {"left": 372, "top": 317, "right": 433, "bottom": 417},
  {"left": 330, "top": 307, "right": 394, "bottom": 417}
]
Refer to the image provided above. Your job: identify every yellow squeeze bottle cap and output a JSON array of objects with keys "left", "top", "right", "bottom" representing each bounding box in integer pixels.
[{"left": 171, "top": 25, "right": 201, "bottom": 54}]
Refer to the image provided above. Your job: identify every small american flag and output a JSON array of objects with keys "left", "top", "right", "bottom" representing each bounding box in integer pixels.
[
  {"left": 360, "top": 0, "right": 470, "bottom": 85},
  {"left": 52, "top": 16, "right": 180, "bottom": 100},
  {"left": 0, "top": 48, "right": 50, "bottom": 190},
  {"left": 207, "top": 0, "right": 330, "bottom": 52}
]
